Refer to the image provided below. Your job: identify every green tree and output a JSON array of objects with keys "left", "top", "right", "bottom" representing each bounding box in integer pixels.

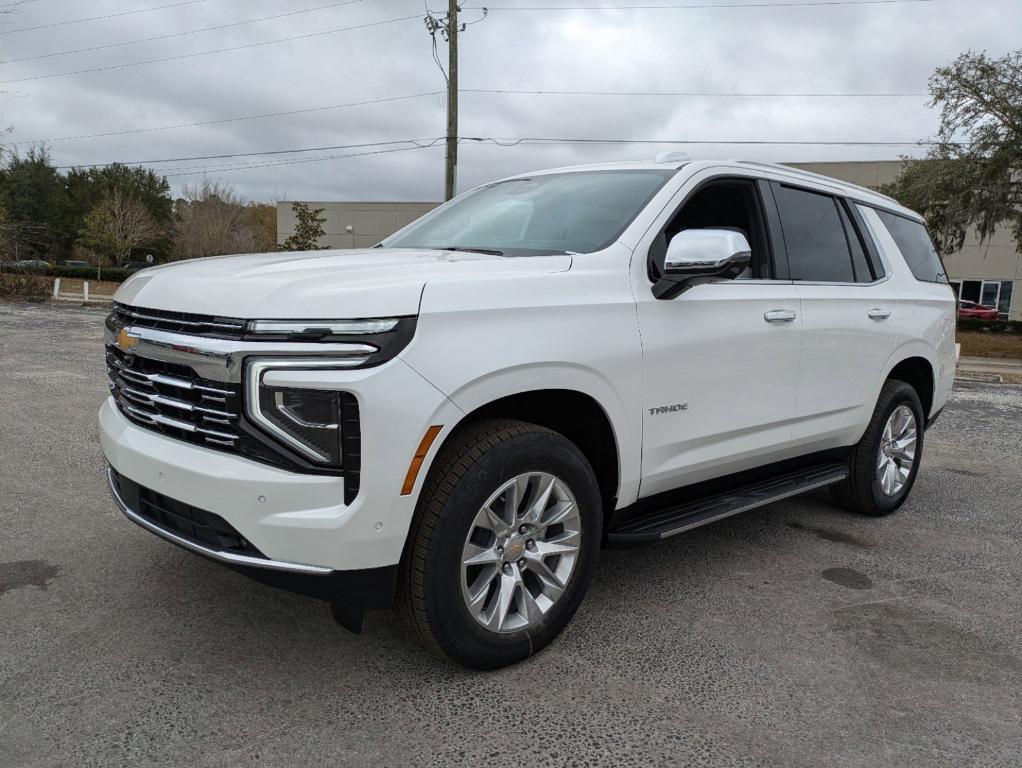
[
  {"left": 0, "top": 146, "right": 63, "bottom": 259},
  {"left": 77, "top": 189, "right": 162, "bottom": 267},
  {"left": 0, "top": 202, "right": 16, "bottom": 260},
  {"left": 62, "top": 164, "right": 173, "bottom": 260},
  {"left": 279, "top": 202, "right": 327, "bottom": 251},
  {"left": 881, "top": 50, "right": 1022, "bottom": 256}
]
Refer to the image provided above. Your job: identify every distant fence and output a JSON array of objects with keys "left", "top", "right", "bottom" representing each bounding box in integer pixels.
[{"left": 52, "top": 278, "right": 114, "bottom": 305}]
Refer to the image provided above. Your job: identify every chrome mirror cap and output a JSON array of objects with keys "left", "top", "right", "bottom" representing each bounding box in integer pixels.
[{"left": 664, "top": 229, "right": 752, "bottom": 276}]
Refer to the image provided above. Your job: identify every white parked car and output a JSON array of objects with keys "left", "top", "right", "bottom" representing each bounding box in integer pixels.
[{"left": 100, "top": 158, "right": 956, "bottom": 668}]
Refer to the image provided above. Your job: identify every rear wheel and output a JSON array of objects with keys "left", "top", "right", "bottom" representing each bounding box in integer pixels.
[
  {"left": 397, "top": 419, "right": 601, "bottom": 669},
  {"left": 831, "top": 380, "right": 924, "bottom": 516}
]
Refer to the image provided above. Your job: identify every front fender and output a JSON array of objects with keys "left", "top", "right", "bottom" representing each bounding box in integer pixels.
[{"left": 403, "top": 362, "right": 641, "bottom": 509}]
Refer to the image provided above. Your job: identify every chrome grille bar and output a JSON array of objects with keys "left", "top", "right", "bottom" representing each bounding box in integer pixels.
[
  {"left": 106, "top": 338, "right": 244, "bottom": 450},
  {"left": 107, "top": 356, "right": 233, "bottom": 395},
  {"left": 118, "top": 400, "right": 238, "bottom": 442},
  {"left": 115, "top": 381, "right": 235, "bottom": 420},
  {"left": 112, "top": 304, "right": 247, "bottom": 336}
]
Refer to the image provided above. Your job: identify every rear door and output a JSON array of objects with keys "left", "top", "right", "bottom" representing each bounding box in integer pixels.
[{"left": 769, "top": 182, "right": 899, "bottom": 449}]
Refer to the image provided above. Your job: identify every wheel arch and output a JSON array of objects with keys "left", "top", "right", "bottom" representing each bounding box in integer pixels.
[
  {"left": 884, "top": 354, "right": 935, "bottom": 418},
  {"left": 453, "top": 389, "right": 621, "bottom": 512},
  {"left": 412, "top": 370, "right": 633, "bottom": 530}
]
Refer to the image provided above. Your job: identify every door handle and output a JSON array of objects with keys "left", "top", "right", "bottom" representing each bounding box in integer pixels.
[
  {"left": 764, "top": 309, "right": 797, "bottom": 323},
  {"left": 867, "top": 308, "right": 892, "bottom": 320}
]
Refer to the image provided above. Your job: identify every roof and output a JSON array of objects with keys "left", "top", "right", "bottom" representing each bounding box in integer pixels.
[{"left": 496, "top": 157, "right": 920, "bottom": 221}]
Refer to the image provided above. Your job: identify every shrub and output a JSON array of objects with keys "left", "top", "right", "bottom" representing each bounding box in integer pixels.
[
  {"left": 50, "top": 265, "right": 132, "bottom": 282},
  {"left": 958, "top": 318, "right": 1022, "bottom": 334},
  {"left": 0, "top": 272, "right": 51, "bottom": 302}
]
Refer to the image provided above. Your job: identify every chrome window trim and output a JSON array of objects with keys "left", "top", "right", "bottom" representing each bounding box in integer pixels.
[
  {"left": 787, "top": 275, "right": 892, "bottom": 288},
  {"left": 246, "top": 358, "right": 360, "bottom": 464},
  {"left": 107, "top": 468, "right": 333, "bottom": 575}
]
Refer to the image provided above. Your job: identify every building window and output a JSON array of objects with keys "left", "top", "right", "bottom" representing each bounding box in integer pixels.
[
  {"left": 957, "top": 279, "right": 1014, "bottom": 318},
  {"left": 998, "top": 282, "right": 1013, "bottom": 317}
]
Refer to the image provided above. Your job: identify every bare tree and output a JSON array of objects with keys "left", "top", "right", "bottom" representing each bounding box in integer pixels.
[
  {"left": 173, "top": 179, "right": 275, "bottom": 260},
  {"left": 77, "top": 188, "right": 162, "bottom": 267}
]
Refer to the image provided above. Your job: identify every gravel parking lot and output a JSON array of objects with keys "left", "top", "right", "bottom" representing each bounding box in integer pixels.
[{"left": 2, "top": 301, "right": 1020, "bottom": 768}]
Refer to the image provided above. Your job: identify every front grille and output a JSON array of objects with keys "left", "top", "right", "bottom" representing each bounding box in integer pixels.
[
  {"left": 111, "top": 469, "right": 265, "bottom": 558},
  {"left": 106, "top": 344, "right": 244, "bottom": 449},
  {"left": 112, "top": 302, "right": 246, "bottom": 340},
  {"left": 107, "top": 306, "right": 365, "bottom": 499}
]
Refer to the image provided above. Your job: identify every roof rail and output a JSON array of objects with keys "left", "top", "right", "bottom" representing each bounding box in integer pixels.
[
  {"left": 734, "top": 160, "right": 903, "bottom": 206},
  {"left": 655, "top": 151, "right": 692, "bottom": 164}
]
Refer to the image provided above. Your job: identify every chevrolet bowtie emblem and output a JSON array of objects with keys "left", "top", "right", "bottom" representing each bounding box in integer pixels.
[{"left": 117, "top": 328, "right": 138, "bottom": 351}]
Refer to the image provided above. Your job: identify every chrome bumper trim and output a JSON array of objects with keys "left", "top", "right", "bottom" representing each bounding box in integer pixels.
[
  {"left": 105, "top": 323, "right": 374, "bottom": 383},
  {"left": 106, "top": 468, "right": 334, "bottom": 575}
]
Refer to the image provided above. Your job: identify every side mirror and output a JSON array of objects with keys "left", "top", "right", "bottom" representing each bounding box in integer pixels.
[{"left": 654, "top": 229, "right": 752, "bottom": 299}]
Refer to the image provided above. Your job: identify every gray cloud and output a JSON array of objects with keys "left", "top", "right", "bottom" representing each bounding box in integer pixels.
[{"left": 2, "top": 0, "right": 1018, "bottom": 202}]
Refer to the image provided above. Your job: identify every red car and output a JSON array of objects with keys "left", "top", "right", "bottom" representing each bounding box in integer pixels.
[{"left": 958, "top": 300, "right": 1000, "bottom": 320}]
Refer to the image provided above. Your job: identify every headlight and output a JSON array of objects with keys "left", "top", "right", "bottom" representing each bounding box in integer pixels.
[
  {"left": 246, "top": 359, "right": 358, "bottom": 466},
  {"left": 257, "top": 387, "right": 342, "bottom": 464},
  {"left": 247, "top": 318, "right": 399, "bottom": 339}
]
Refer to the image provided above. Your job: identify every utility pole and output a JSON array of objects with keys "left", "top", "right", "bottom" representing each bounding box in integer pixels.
[
  {"left": 425, "top": 4, "right": 485, "bottom": 201},
  {"left": 445, "top": 0, "right": 458, "bottom": 202}
]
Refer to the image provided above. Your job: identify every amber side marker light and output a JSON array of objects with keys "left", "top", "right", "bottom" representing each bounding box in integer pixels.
[{"left": 401, "top": 425, "right": 444, "bottom": 495}]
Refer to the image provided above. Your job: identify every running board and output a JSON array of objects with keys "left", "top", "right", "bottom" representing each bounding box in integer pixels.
[{"left": 607, "top": 462, "right": 848, "bottom": 543}]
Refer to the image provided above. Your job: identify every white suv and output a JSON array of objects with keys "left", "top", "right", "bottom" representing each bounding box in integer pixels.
[{"left": 100, "top": 158, "right": 957, "bottom": 668}]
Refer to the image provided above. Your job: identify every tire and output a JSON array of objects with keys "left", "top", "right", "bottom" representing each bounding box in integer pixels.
[
  {"left": 396, "top": 419, "right": 602, "bottom": 669},
  {"left": 830, "top": 379, "right": 925, "bottom": 517}
]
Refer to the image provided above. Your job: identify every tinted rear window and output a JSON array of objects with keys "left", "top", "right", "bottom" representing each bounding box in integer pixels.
[
  {"left": 876, "top": 211, "right": 948, "bottom": 284},
  {"left": 773, "top": 185, "right": 855, "bottom": 282}
]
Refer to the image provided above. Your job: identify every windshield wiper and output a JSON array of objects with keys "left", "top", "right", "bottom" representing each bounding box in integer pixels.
[{"left": 432, "top": 246, "right": 505, "bottom": 256}]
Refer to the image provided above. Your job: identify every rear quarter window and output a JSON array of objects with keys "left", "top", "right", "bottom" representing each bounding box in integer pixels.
[{"left": 875, "top": 210, "right": 949, "bottom": 284}]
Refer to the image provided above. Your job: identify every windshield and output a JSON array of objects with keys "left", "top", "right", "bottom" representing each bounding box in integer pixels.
[{"left": 381, "top": 170, "right": 675, "bottom": 256}]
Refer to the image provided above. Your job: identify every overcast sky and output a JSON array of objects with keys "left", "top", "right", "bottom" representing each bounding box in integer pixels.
[{"left": 1, "top": 0, "right": 1018, "bottom": 203}]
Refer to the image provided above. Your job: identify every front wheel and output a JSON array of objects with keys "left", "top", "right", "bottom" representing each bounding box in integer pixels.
[
  {"left": 397, "top": 420, "right": 602, "bottom": 669},
  {"left": 831, "top": 379, "right": 925, "bottom": 516}
]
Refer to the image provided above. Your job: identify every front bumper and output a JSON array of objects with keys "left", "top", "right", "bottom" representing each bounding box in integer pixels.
[
  {"left": 106, "top": 466, "right": 397, "bottom": 617},
  {"left": 99, "top": 347, "right": 457, "bottom": 571},
  {"left": 107, "top": 466, "right": 330, "bottom": 575}
]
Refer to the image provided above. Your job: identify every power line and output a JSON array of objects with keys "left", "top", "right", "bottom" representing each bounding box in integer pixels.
[
  {"left": 487, "top": 0, "right": 940, "bottom": 9},
  {"left": 461, "top": 135, "right": 953, "bottom": 147},
  {"left": 0, "top": 0, "right": 368, "bottom": 65},
  {"left": 464, "top": 87, "right": 927, "bottom": 97},
  {"left": 7, "top": 87, "right": 920, "bottom": 147},
  {"left": 0, "top": 0, "right": 209, "bottom": 36},
  {"left": 0, "top": 14, "right": 420, "bottom": 84},
  {"left": 158, "top": 143, "right": 442, "bottom": 178},
  {"left": 53, "top": 138, "right": 445, "bottom": 171},
  {"left": 41, "top": 134, "right": 945, "bottom": 174},
  {"left": 8, "top": 92, "right": 443, "bottom": 146}
]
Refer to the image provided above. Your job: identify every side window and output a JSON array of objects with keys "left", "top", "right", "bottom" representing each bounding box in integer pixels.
[
  {"left": 773, "top": 185, "right": 855, "bottom": 283},
  {"left": 651, "top": 179, "right": 773, "bottom": 280},
  {"left": 836, "top": 203, "right": 875, "bottom": 282},
  {"left": 875, "top": 210, "right": 949, "bottom": 284}
]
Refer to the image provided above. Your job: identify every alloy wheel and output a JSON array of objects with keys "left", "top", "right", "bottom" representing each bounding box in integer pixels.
[
  {"left": 460, "top": 472, "right": 581, "bottom": 633},
  {"left": 876, "top": 404, "right": 917, "bottom": 496}
]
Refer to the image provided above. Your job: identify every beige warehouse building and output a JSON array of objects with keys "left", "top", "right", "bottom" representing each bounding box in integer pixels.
[{"left": 277, "top": 161, "right": 1020, "bottom": 320}]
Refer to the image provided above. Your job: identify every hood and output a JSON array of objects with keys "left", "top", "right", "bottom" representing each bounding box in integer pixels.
[{"left": 114, "top": 248, "right": 573, "bottom": 319}]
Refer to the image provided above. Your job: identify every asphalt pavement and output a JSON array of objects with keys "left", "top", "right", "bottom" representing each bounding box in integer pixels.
[{"left": 1, "top": 301, "right": 1020, "bottom": 768}]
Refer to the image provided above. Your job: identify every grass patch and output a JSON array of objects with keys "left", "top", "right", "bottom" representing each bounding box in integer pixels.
[{"left": 957, "top": 331, "right": 1022, "bottom": 360}]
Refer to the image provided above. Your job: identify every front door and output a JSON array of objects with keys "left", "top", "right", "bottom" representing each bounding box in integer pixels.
[
  {"left": 637, "top": 282, "right": 803, "bottom": 496},
  {"left": 634, "top": 176, "right": 803, "bottom": 497}
]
